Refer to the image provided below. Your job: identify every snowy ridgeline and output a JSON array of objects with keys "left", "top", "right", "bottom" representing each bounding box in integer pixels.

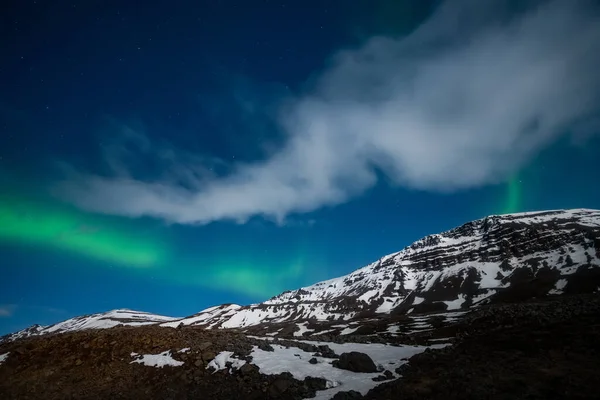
[
  {"left": 125, "top": 340, "right": 446, "bottom": 400},
  {"left": 4, "top": 208, "right": 598, "bottom": 345}
]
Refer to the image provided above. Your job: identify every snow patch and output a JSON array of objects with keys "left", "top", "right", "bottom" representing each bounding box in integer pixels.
[
  {"left": 444, "top": 294, "right": 466, "bottom": 310},
  {"left": 130, "top": 350, "right": 183, "bottom": 368},
  {"left": 549, "top": 279, "right": 568, "bottom": 295},
  {"left": 0, "top": 352, "right": 9, "bottom": 365},
  {"left": 386, "top": 325, "right": 400, "bottom": 334},
  {"left": 250, "top": 341, "right": 448, "bottom": 399},
  {"left": 340, "top": 327, "right": 359, "bottom": 335},
  {"left": 206, "top": 351, "right": 246, "bottom": 373},
  {"left": 293, "top": 322, "right": 314, "bottom": 337}
]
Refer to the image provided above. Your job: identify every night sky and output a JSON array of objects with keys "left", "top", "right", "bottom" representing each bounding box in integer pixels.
[{"left": 1, "top": 0, "right": 600, "bottom": 335}]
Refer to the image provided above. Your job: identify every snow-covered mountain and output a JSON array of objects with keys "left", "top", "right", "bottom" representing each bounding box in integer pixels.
[
  {"left": 1, "top": 309, "right": 176, "bottom": 342},
  {"left": 164, "top": 209, "right": 600, "bottom": 330},
  {"left": 4, "top": 209, "right": 600, "bottom": 341}
]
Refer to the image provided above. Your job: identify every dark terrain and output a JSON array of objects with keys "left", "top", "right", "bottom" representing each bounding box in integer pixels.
[
  {"left": 365, "top": 293, "right": 600, "bottom": 400},
  {"left": 1, "top": 293, "right": 599, "bottom": 399}
]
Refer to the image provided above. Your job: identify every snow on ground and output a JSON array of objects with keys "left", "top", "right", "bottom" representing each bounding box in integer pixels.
[
  {"left": 38, "top": 309, "right": 178, "bottom": 334},
  {"left": 339, "top": 327, "right": 359, "bottom": 335},
  {"left": 0, "top": 352, "right": 9, "bottom": 365},
  {"left": 357, "top": 290, "right": 379, "bottom": 302},
  {"left": 161, "top": 304, "right": 241, "bottom": 328},
  {"left": 375, "top": 297, "right": 403, "bottom": 313},
  {"left": 312, "top": 329, "right": 337, "bottom": 336},
  {"left": 408, "top": 322, "right": 431, "bottom": 329},
  {"left": 294, "top": 322, "right": 314, "bottom": 337},
  {"left": 429, "top": 337, "right": 453, "bottom": 342},
  {"left": 206, "top": 351, "right": 246, "bottom": 372},
  {"left": 251, "top": 341, "right": 447, "bottom": 399},
  {"left": 443, "top": 294, "right": 467, "bottom": 310},
  {"left": 549, "top": 279, "right": 568, "bottom": 295},
  {"left": 476, "top": 262, "right": 504, "bottom": 288},
  {"left": 130, "top": 350, "right": 184, "bottom": 368},
  {"left": 179, "top": 348, "right": 190, "bottom": 353},
  {"left": 386, "top": 325, "right": 400, "bottom": 334}
]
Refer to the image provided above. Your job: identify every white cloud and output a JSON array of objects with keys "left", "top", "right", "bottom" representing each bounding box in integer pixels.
[
  {"left": 56, "top": 0, "right": 600, "bottom": 224},
  {"left": 0, "top": 305, "right": 16, "bottom": 318}
]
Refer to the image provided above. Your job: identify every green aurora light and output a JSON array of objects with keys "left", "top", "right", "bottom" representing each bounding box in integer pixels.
[
  {"left": 502, "top": 174, "right": 522, "bottom": 215},
  {"left": 0, "top": 194, "right": 315, "bottom": 299},
  {"left": 0, "top": 195, "right": 166, "bottom": 268}
]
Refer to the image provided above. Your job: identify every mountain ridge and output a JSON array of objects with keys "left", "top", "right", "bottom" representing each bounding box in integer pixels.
[{"left": 3, "top": 208, "right": 600, "bottom": 342}]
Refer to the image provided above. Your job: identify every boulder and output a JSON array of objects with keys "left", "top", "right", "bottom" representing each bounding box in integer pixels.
[
  {"left": 332, "top": 352, "right": 377, "bottom": 373},
  {"left": 268, "top": 378, "right": 292, "bottom": 396},
  {"left": 201, "top": 351, "right": 216, "bottom": 362},
  {"left": 258, "top": 342, "right": 274, "bottom": 352},
  {"left": 198, "top": 342, "right": 212, "bottom": 351},
  {"left": 239, "top": 363, "right": 259, "bottom": 377},
  {"left": 332, "top": 390, "right": 363, "bottom": 399},
  {"left": 304, "top": 376, "right": 328, "bottom": 390}
]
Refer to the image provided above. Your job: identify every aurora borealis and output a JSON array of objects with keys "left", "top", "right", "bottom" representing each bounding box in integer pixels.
[
  {"left": 0, "top": 195, "right": 165, "bottom": 268},
  {"left": 1, "top": 0, "right": 600, "bottom": 335}
]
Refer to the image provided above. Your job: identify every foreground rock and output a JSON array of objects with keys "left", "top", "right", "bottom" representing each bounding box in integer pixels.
[
  {"left": 363, "top": 293, "right": 600, "bottom": 400},
  {"left": 332, "top": 390, "right": 364, "bottom": 399},
  {"left": 332, "top": 352, "right": 378, "bottom": 373},
  {"left": 0, "top": 326, "right": 323, "bottom": 400}
]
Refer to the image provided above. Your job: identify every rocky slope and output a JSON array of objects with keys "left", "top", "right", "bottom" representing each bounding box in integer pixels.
[{"left": 363, "top": 293, "right": 600, "bottom": 400}]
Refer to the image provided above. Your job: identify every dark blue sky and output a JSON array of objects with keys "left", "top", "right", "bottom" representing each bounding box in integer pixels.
[{"left": 1, "top": 0, "right": 599, "bottom": 335}]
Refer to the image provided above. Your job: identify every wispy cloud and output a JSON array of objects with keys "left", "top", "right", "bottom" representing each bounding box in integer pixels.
[
  {"left": 56, "top": 0, "right": 600, "bottom": 224},
  {"left": 0, "top": 304, "right": 16, "bottom": 317}
]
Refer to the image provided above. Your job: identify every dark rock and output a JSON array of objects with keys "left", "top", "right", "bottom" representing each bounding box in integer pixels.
[
  {"left": 332, "top": 390, "right": 363, "bottom": 399},
  {"left": 198, "top": 341, "right": 212, "bottom": 351},
  {"left": 372, "top": 370, "right": 394, "bottom": 381},
  {"left": 268, "top": 378, "right": 292, "bottom": 396},
  {"left": 309, "top": 357, "right": 318, "bottom": 364},
  {"left": 239, "top": 363, "right": 259, "bottom": 376},
  {"left": 258, "top": 342, "right": 274, "bottom": 352},
  {"left": 201, "top": 351, "right": 216, "bottom": 362},
  {"left": 318, "top": 345, "right": 339, "bottom": 358},
  {"left": 332, "top": 352, "right": 377, "bottom": 373},
  {"left": 304, "top": 376, "right": 328, "bottom": 391}
]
